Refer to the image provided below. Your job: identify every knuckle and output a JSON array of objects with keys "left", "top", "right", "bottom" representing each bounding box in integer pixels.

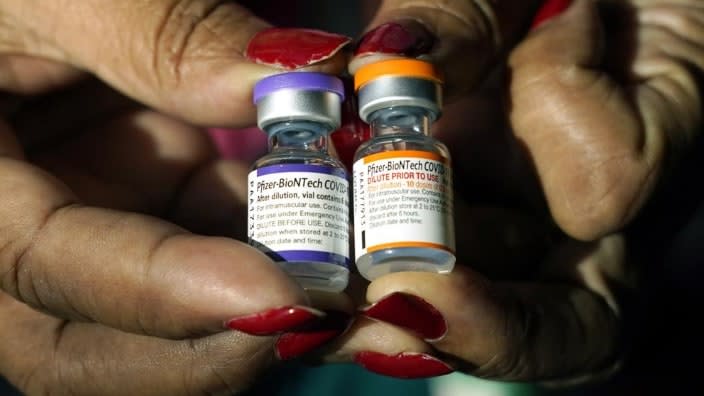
[
  {"left": 15, "top": 362, "right": 54, "bottom": 395},
  {"left": 388, "top": 0, "right": 499, "bottom": 40},
  {"left": 184, "top": 336, "right": 272, "bottom": 395},
  {"left": 12, "top": 203, "right": 80, "bottom": 309},
  {"left": 641, "top": 60, "right": 702, "bottom": 148},
  {"left": 132, "top": 230, "right": 183, "bottom": 337},
  {"left": 12, "top": 323, "right": 70, "bottom": 395},
  {"left": 568, "top": 289, "right": 622, "bottom": 370},
  {"left": 473, "top": 288, "right": 620, "bottom": 381},
  {"left": 472, "top": 292, "right": 537, "bottom": 380},
  {"left": 642, "top": 5, "right": 704, "bottom": 67},
  {"left": 0, "top": 8, "right": 33, "bottom": 53},
  {"left": 551, "top": 153, "right": 653, "bottom": 240},
  {"left": 149, "top": 0, "right": 245, "bottom": 88},
  {"left": 185, "top": 339, "right": 237, "bottom": 396},
  {"left": 465, "top": 0, "right": 502, "bottom": 46},
  {"left": 0, "top": 160, "right": 78, "bottom": 309}
]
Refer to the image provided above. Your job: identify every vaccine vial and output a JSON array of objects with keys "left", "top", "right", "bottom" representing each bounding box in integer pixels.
[
  {"left": 249, "top": 72, "right": 350, "bottom": 292},
  {"left": 352, "top": 59, "right": 455, "bottom": 281}
]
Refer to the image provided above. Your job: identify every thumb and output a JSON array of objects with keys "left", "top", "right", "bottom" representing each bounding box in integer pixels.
[
  {"left": 508, "top": 0, "right": 667, "bottom": 240},
  {"left": 349, "top": 0, "right": 543, "bottom": 97},
  {"left": 4, "top": 0, "right": 350, "bottom": 127}
]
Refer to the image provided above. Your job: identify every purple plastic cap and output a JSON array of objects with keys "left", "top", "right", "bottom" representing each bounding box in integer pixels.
[{"left": 253, "top": 72, "right": 345, "bottom": 104}]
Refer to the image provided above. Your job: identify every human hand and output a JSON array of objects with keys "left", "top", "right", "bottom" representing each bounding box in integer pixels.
[
  {"left": 350, "top": 0, "right": 704, "bottom": 240},
  {"left": 327, "top": 206, "right": 629, "bottom": 384},
  {"left": 320, "top": 82, "right": 630, "bottom": 383},
  {"left": 0, "top": 1, "right": 353, "bottom": 395},
  {"left": 322, "top": 0, "right": 700, "bottom": 383}
]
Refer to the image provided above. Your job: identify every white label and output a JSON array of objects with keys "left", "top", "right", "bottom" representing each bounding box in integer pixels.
[
  {"left": 353, "top": 150, "right": 454, "bottom": 260},
  {"left": 248, "top": 164, "right": 350, "bottom": 267}
]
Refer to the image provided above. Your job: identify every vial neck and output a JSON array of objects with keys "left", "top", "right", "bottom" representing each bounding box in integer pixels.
[
  {"left": 368, "top": 107, "right": 433, "bottom": 138},
  {"left": 266, "top": 121, "right": 331, "bottom": 153}
]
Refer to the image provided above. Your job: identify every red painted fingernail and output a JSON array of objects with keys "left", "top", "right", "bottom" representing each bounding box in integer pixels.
[
  {"left": 354, "top": 352, "right": 453, "bottom": 379},
  {"left": 246, "top": 28, "right": 351, "bottom": 69},
  {"left": 531, "top": 0, "right": 573, "bottom": 29},
  {"left": 361, "top": 292, "right": 447, "bottom": 341},
  {"left": 226, "top": 306, "right": 323, "bottom": 335},
  {"left": 275, "top": 311, "right": 352, "bottom": 360},
  {"left": 354, "top": 22, "right": 434, "bottom": 57},
  {"left": 331, "top": 78, "right": 370, "bottom": 170}
]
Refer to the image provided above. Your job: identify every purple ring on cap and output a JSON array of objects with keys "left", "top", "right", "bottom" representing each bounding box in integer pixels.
[{"left": 253, "top": 72, "right": 345, "bottom": 104}]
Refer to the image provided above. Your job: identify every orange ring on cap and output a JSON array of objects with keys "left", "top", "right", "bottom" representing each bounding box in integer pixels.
[{"left": 354, "top": 59, "right": 443, "bottom": 91}]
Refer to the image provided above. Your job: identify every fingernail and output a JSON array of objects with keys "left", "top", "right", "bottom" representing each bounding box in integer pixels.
[
  {"left": 246, "top": 28, "right": 351, "bottom": 69},
  {"left": 354, "top": 22, "right": 434, "bottom": 57},
  {"left": 531, "top": 0, "right": 573, "bottom": 29},
  {"left": 331, "top": 78, "right": 371, "bottom": 170},
  {"left": 361, "top": 292, "right": 447, "bottom": 341},
  {"left": 354, "top": 352, "right": 453, "bottom": 379},
  {"left": 275, "top": 311, "right": 352, "bottom": 360},
  {"left": 226, "top": 306, "right": 323, "bottom": 335}
]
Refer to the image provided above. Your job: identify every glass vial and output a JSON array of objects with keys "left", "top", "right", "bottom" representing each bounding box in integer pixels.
[
  {"left": 249, "top": 72, "right": 350, "bottom": 292},
  {"left": 352, "top": 59, "right": 455, "bottom": 281}
]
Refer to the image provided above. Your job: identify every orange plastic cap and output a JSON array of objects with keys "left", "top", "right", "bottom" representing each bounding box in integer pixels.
[{"left": 354, "top": 59, "right": 443, "bottom": 91}]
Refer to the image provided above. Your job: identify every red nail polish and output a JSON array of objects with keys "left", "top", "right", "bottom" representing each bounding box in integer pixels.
[
  {"left": 354, "top": 22, "right": 434, "bottom": 57},
  {"left": 354, "top": 352, "right": 453, "bottom": 379},
  {"left": 226, "top": 306, "right": 323, "bottom": 335},
  {"left": 531, "top": 0, "right": 573, "bottom": 29},
  {"left": 275, "top": 311, "right": 352, "bottom": 360},
  {"left": 246, "top": 28, "right": 351, "bottom": 69},
  {"left": 330, "top": 78, "right": 370, "bottom": 170},
  {"left": 361, "top": 292, "right": 447, "bottom": 341}
]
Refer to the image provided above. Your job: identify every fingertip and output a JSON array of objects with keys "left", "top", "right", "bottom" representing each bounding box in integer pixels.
[
  {"left": 335, "top": 316, "right": 432, "bottom": 357},
  {"left": 203, "top": 29, "right": 351, "bottom": 127},
  {"left": 348, "top": 53, "right": 409, "bottom": 77},
  {"left": 352, "top": 20, "right": 435, "bottom": 59},
  {"left": 352, "top": 0, "right": 545, "bottom": 96},
  {"left": 530, "top": 0, "right": 574, "bottom": 30},
  {"left": 148, "top": 235, "right": 310, "bottom": 335},
  {"left": 365, "top": 268, "right": 485, "bottom": 303},
  {"left": 245, "top": 28, "right": 352, "bottom": 70},
  {"left": 360, "top": 291, "right": 448, "bottom": 341}
]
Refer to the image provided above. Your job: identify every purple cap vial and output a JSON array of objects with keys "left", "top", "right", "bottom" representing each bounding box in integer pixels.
[
  {"left": 254, "top": 72, "right": 345, "bottom": 132},
  {"left": 254, "top": 72, "right": 345, "bottom": 104}
]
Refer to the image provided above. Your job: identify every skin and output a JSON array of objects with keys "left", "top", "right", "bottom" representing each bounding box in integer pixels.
[
  {"left": 0, "top": 0, "right": 702, "bottom": 394},
  {"left": 343, "top": 0, "right": 702, "bottom": 385},
  {"left": 0, "top": 1, "right": 347, "bottom": 395}
]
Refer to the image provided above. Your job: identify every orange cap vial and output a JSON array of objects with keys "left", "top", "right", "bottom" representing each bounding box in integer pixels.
[{"left": 353, "top": 59, "right": 444, "bottom": 122}]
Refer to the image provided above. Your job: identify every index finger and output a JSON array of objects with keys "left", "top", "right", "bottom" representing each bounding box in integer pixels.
[
  {"left": 349, "top": 0, "right": 542, "bottom": 97},
  {"left": 3, "top": 0, "right": 350, "bottom": 127}
]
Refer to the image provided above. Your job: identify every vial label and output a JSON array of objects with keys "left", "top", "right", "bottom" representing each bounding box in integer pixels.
[
  {"left": 248, "top": 164, "right": 350, "bottom": 268},
  {"left": 353, "top": 150, "right": 454, "bottom": 259}
]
